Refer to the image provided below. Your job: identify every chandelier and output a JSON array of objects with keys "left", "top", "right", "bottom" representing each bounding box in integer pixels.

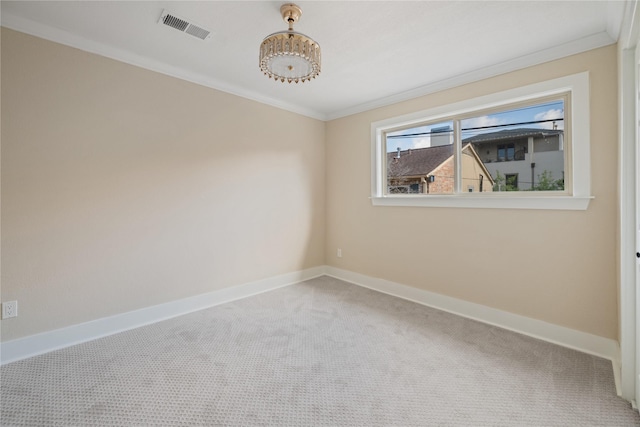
[{"left": 259, "top": 3, "right": 321, "bottom": 84}]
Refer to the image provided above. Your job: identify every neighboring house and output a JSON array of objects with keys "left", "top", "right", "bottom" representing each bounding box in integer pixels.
[
  {"left": 463, "top": 128, "right": 564, "bottom": 191},
  {"left": 387, "top": 144, "right": 494, "bottom": 194}
]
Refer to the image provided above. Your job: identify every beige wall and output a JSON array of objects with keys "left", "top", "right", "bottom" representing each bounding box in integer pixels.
[
  {"left": 326, "top": 45, "right": 618, "bottom": 340},
  {"left": 1, "top": 29, "right": 325, "bottom": 341},
  {"left": 1, "top": 28, "right": 621, "bottom": 344}
]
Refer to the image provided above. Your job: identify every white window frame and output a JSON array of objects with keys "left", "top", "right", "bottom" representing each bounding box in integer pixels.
[{"left": 370, "top": 72, "right": 592, "bottom": 210}]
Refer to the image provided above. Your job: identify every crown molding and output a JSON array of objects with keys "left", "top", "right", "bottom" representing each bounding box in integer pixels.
[
  {"left": 607, "top": 0, "right": 628, "bottom": 42},
  {"left": 618, "top": 0, "right": 640, "bottom": 50},
  {"left": 326, "top": 31, "right": 616, "bottom": 121},
  {"left": 0, "top": 12, "right": 327, "bottom": 121},
  {"left": 1, "top": 12, "right": 617, "bottom": 123}
]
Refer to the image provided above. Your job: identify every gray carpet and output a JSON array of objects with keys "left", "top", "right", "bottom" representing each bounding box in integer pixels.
[{"left": 1, "top": 275, "right": 639, "bottom": 426}]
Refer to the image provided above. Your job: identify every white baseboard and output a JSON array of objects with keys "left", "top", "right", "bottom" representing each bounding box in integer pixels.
[
  {"left": 612, "top": 359, "right": 623, "bottom": 396},
  {"left": 325, "top": 266, "right": 620, "bottom": 363},
  {"left": 2, "top": 265, "right": 620, "bottom": 372},
  {"left": 0, "top": 266, "right": 325, "bottom": 365}
]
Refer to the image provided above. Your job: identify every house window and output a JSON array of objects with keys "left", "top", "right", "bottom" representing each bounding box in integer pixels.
[
  {"left": 497, "top": 144, "right": 515, "bottom": 161},
  {"left": 370, "top": 72, "right": 591, "bottom": 210}
]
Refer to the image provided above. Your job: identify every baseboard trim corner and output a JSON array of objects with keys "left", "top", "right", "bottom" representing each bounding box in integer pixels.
[
  {"left": 0, "top": 266, "right": 325, "bottom": 365},
  {"left": 324, "top": 266, "right": 620, "bottom": 362}
]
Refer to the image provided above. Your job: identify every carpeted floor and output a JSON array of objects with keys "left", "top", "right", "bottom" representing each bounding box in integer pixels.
[{"left": 2, "top": 275, "right": 639, "bottom": 426}]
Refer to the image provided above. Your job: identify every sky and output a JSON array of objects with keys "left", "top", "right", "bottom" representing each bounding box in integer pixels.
[{"left": 386, "top": 99, "right": 564, "bottom": 152}]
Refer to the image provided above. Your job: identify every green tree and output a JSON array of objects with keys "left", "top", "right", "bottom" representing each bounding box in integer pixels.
[
  {"left": 532, "top": 170, "right": 564, "bottom": 191},
  {"left": 493, "top": 171, "right": 519, "bottom": 191}
]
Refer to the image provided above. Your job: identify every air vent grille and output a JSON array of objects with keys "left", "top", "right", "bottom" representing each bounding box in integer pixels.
[
  {"left": 185, "top": 24, "right": 210, "bottom": 40},
  {"left": 158, "top": 10, "right": 211, "bottom": 41},
  {"left": 162, "top": 14, "right": 189, "bottom": 32}
]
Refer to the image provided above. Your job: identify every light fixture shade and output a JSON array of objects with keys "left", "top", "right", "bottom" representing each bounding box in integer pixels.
[{"left": 259, "top": 4, "right": 321, "bottom": 84}]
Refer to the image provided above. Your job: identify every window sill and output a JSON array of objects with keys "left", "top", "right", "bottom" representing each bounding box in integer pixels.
[{"left": 370, "top": 195, "right": 593, "bottom": 210}]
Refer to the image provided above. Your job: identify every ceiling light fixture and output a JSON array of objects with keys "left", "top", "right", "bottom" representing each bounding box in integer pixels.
[{"left": 259, "top": 3, "right": 321, "bottom": 84}]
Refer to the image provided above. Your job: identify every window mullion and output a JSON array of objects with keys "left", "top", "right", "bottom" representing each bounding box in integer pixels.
[{"left": 454, "top": 119, "right": 462, "bottom": 194}]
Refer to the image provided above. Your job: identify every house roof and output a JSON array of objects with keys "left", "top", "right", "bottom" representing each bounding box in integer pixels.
[
  {"left": 462, "top": 128, "right": 563, "bottom": 144},
  {"left": 387, "top": 145, "right": 453, "bottom": 178},
  {"left": 387, "top": 144, "right": 495, "bottom": 185}
]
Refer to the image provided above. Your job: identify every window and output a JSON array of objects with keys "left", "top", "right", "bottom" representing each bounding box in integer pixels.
[
  {"left": 386, "top": 120, "right": 454, "bottom": 195},
  {"left": 370, "top": 72, "right": 592, "bottom": 210},
  {"left": 385, "top": 97, "right": 567, "bottom": 195},
  {"left": 504, "top": 174, "right": 518, "bottom": 191},
  {"left": 497, "top": 144, "right": 515, "bottom": 161}
]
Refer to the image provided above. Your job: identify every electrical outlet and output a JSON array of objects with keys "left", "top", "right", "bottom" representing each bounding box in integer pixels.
[
  {"left": 337, "top": 248, "right": 342, "bottom": 258},
  {"left": 2, "top": 301, "right": 18, "bottom": 319}
]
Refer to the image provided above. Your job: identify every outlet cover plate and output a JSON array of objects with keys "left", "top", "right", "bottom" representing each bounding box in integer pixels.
[{"left": 2, "top": 301, "right": 18, "bottom": 319}]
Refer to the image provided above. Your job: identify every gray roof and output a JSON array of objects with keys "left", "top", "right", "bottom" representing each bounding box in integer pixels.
[
  {"left": 462, "top": 128, "right": 563, "bottom": 144},
  {"left": 387, "top": 145, "right": 453, "bottom": 177}
]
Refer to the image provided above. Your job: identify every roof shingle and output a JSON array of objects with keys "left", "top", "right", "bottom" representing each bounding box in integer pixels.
[
  {"left": 462, "top": 128, "right": 563, "bottom": 144},
  {"left": 387, "top": 145, "right": 453, "bottom": 177}
]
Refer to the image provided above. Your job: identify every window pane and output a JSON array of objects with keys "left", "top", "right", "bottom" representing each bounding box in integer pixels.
[
  {"left": 461, "top": 99, "right": 565, "bottom": 192},
  {"left": 386, "top": 121, "right": 454, "bottom": 195}
]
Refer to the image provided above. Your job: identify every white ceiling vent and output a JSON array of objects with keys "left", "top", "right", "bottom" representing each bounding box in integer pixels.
[{"left": 158, "top": 10, "right": 211, "bottom": 41}]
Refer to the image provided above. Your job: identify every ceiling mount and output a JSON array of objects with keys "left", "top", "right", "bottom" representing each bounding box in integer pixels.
[
  {"left": 281, "top": 3, "right": 302, "bottom": 30},
  {"left": 259, "top": 3, "right": 321, "bottom": 84}
]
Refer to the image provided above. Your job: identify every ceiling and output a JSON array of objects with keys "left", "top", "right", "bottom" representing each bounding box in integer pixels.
[{"left": 0, "top": 1, "right": 628, "bottom": 120}]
